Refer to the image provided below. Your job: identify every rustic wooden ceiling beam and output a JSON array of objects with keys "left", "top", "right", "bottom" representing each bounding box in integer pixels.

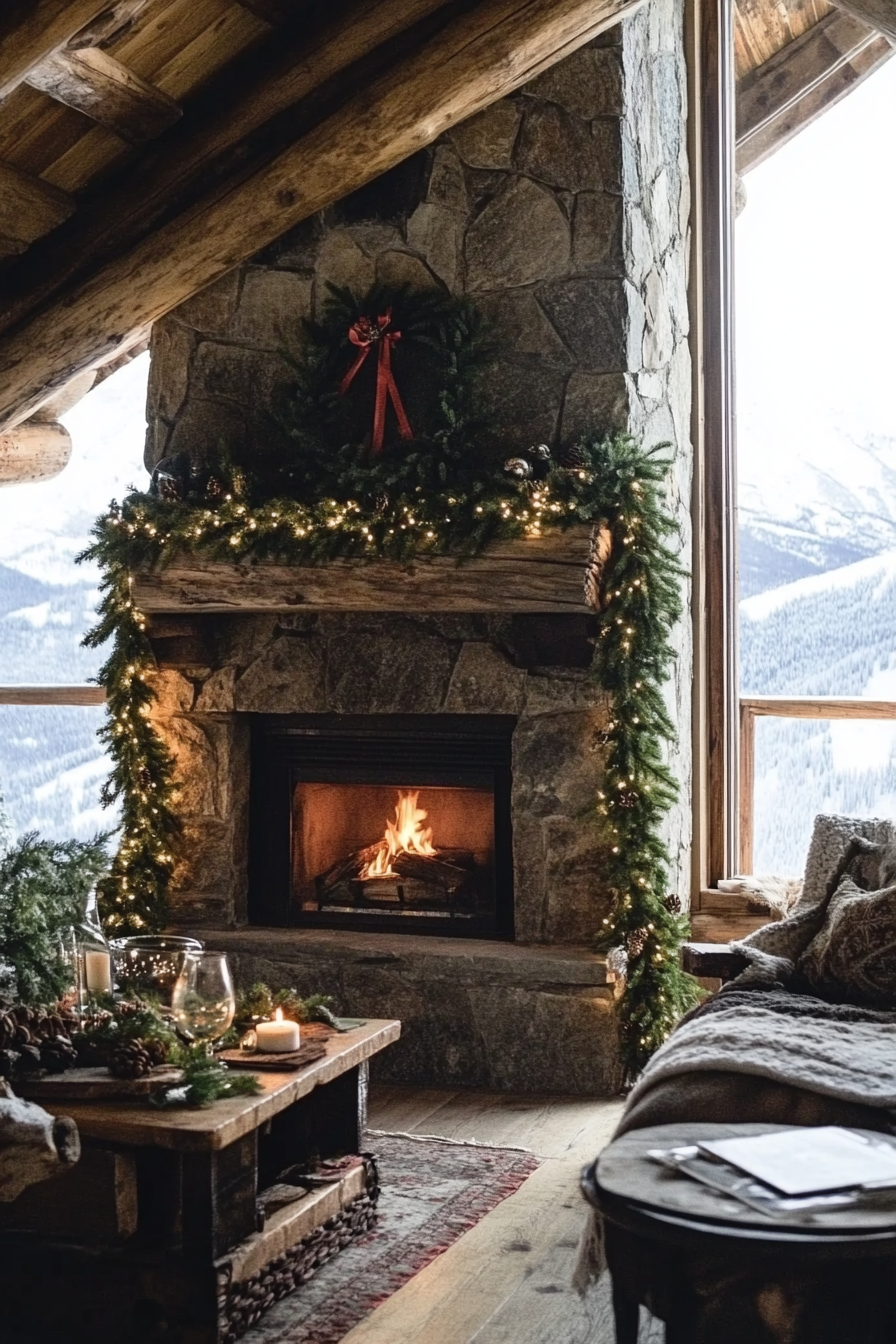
[
  {"left": 0, "top": 0, "right": 450, "bottom": 331},
  {"left": 0, "top": 160, "right": 76, "bottom": 257},
  {"left": 25, "top": 45, "right": 182, "bottom": 144},
  {"left": 835, "top": 0, "right": 896, "bottom": 43},
  {"left": 0, "top": 0, "right": 124, "bottom": 99},
  {"left": 0, "top": 0, "right": 643, "bottom": 430},
  {"left": 736, "top": 8, "right": 893, "bottom": 172}
]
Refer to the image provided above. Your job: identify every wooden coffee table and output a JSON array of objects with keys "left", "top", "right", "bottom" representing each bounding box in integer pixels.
[
  {"left": 583, "top": 1122, "right": 896, "bottom": 1344},
  {"left": 0, "top": 1019, "right": 400, "bottom": 1344}
]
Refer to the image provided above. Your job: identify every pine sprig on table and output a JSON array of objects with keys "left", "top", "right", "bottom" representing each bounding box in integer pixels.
[{"left": 152, "top": 1046, "right": 262, "bottom": 1108}]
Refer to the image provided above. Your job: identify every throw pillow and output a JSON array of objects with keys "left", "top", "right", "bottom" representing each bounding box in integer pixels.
[
  {"left": 797, "top": 874, "right": 896, "bottom": 1005},
  {"left": 797, "top": 814, "right": 895, "bottom": 913}
]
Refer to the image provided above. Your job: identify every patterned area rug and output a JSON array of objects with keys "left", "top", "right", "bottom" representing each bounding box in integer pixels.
[{"left": 242, "top": 1132, "right": 542, "bottom": 1344}]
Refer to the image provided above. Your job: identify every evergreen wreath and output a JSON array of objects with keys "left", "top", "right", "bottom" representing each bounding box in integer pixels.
[{"left": 80, "top": 283, "right": 700, "bottom": 1077}]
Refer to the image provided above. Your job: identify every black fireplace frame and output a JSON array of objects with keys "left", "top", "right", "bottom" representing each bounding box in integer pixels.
[{"left": 248, "top": 714, "right": 515, "bottom": 937}]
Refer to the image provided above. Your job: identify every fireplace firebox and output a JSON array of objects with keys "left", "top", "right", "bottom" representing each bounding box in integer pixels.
[{"left": 249, "top": 715, "right": 514, "bottom": 937}]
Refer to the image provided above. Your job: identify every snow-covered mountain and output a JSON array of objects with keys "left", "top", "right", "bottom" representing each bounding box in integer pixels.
[{"left": 739, "top": 433, "right": 896, "bottom": 598}]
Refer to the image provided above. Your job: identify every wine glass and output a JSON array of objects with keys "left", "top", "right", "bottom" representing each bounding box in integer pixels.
[{"left": 171, "top": 951, "right": 236, "bottom": 1053}]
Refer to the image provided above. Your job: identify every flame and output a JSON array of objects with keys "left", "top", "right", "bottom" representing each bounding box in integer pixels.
[
  {"left": 274, "top": 1007, "right": 283, "bottom": 1022},
  {"left": 361, "top": 790, "right": 437, "bottom": 878}
]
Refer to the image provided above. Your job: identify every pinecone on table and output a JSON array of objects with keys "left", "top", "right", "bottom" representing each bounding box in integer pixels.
[
  {"left": 108, "top": 1040, "right": 153, "bottom": 1079},
  {"left": 143, "top": 1037, "right": 169, "bottom": 1067},
  {"left": 39, "top": 1037, "right": 78, "bottom": 1074}
]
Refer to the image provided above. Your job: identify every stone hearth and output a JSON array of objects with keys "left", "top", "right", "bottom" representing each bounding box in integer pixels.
[{"left": 141, "top": 3, "right": 693, "bottom": 1094}]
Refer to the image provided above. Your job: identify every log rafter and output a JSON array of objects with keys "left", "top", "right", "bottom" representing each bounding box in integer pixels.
[
  {"left": 0, "top": 0, "right": 644, "bottom": 431},
  {"left": 25, "top": 43, "right": 182, "bottom": 144},
  {"left": 0, "top": 0, "right": 121, "bottom": 100}
]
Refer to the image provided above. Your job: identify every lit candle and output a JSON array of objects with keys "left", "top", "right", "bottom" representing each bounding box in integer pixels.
[
  {"left": 255, "top": 1008, "right": 301, "bottom": 1053},
  {"left": 84, "top": 950, "right": 112, "bottom": 994}
]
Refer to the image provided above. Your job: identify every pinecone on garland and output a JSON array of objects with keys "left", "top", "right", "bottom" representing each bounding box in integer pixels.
[
  {"left": 108, "top": 1040, "right": 153, "bottom": 1080},
  {"left": 664, "top": 894, "right": 682, "bottom": 914},
  {"left": 626, "top": 927, "right": 648, "bottom": 958}
]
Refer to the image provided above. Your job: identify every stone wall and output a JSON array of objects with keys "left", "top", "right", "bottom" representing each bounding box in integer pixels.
[{"left": 144, "top": 0, "right": 694, "bottom": 904}]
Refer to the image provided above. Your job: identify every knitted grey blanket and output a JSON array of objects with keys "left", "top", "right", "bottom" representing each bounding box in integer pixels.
[
  {"left": 627, "top": 845, "right": 896, "bottom": 1113},
  {"left": 625, "top": 988, "right": 896, "bottom": 1111}
]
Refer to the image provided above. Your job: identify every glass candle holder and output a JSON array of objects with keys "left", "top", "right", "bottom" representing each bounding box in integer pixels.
[
  {"left": 110, "top": 935, "right": 204, "bottom": 1012},
  {"left": 171, "top": 951, "right": 236, "bottom": 1052},
  {"left": 72, "top": 888, "right": 113, "bottom": 1018}
]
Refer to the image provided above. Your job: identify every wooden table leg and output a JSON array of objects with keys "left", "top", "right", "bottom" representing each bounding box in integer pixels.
[{"left": 612, "top": 1276, "right": 641, "bottom": 1344}]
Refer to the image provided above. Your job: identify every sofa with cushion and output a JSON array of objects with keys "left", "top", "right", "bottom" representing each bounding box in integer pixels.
[{"left": 618, "top": 814, "right": 896, "bottom": 1138}]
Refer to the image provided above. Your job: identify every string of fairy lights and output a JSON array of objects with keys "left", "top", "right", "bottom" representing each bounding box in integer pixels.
[{"left": 80, "top": 423, "right": 698, "bottom": 1075}]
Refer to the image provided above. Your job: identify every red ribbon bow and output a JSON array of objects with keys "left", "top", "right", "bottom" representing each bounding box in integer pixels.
[{"left": 338, "top": 309, "right": 413, "bottom": 454}]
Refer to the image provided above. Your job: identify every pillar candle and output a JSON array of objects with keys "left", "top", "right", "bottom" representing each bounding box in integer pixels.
[
  {"left": 84, "top": 949, "right": 112, "bottom": 994},
  {"left": 255, "top": 1008, "right": 301, "bottom": 1052}
]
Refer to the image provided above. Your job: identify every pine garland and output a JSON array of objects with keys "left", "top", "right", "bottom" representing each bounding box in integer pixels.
[
  {"left": 79, "top": 285, "right": 700, "bottom": 1075},
  {"left": 586, "top": 438, "right": 703, "bottom": 1077}
]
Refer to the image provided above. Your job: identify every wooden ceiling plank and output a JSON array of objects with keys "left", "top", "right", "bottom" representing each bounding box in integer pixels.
[
  {"left": 109, "top": 0, "right": 253, "bottom": 84},
  {"left": 147, "top": 6, "right": 270, "bottom": 101},
  {"left": 0, "top": 160, "right": 76, "bottom": 247},
  {"left": 0, "top": 0, "right": 119, "bottom": 100},
  {"left": 0, "top": 85, "right": 95, "bottom": 178},
  {"left": 0, "top": 0, "right": 643, "bottom": 430},
  {"left": 25, "top": 45, "right": 182, "bottom": 144},
  {"left": 734, "top": 0, "right": 834, "bottom": 81},
  {"left": 737, "top": 9, "right": 893, "bottom": 170},
  {"left": 229, "top": 0, "right": 315, "bottom": 22},
  {"left": 835, "top": 0, "right": 896, "bottom": 43}
]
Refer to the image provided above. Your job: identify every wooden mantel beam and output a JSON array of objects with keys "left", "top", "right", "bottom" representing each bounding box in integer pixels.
[
  {"left": 130, "top": 526, "right": 595, "bottom": 614},
  {"left": 0, "top": 0, "right": 644, "bottom": 431},
  {"left": 0, "top": 0, "right": 121, "bottom": 100},
  {"left": 737, "top": 9, "right": 893, "bottom": 173}
]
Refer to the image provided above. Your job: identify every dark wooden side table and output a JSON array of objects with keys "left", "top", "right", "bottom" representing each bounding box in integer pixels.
[
  {"left": 0, "top": 1019, "right": 400, "bottom": 1344},
  {"left": 583, "top": 1122, "right": 896, "bottom": 1344}
]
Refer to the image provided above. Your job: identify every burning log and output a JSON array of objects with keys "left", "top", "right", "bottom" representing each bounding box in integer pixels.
[{"left": 313, "top": 789, "right": 483, "bottom": 912}]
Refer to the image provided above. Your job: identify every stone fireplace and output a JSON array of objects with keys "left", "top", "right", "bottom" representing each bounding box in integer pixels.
[{"left": 140, "top": 5, "right": 692, "bottom": 1095}]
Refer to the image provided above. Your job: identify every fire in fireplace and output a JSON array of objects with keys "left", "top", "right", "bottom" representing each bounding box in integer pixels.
[{"left": 249, "top": 715, "right": 514, "bottom": 936}]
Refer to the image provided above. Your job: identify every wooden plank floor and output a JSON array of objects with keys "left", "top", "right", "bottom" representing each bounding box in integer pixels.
[{"left": 343, "top": 1084, "right": 628, "bottom": 1344}]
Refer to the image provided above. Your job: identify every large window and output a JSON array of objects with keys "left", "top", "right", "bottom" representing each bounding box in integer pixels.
[
  {"left": 736, "top": 61, "right": 896, "bottom": 873},
  {"left": 0, "top": 355, "right": 150, "bottom": 842}
]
